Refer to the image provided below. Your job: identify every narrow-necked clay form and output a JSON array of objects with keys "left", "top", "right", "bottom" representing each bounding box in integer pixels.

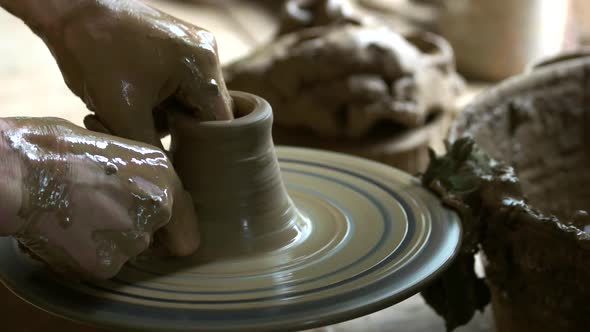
[{"left": 169, "top": 92, "right": 308, "bottom": 259}]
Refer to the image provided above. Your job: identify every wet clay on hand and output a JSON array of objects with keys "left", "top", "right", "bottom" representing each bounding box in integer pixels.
[
  {"left": 225, "top": 0, "right": 462, "bottom": 138},
  {"left": 32, "top": 0, "right": 233, "bottom": 149},
  {"left": 0, "top": 117, "right": 199, "bottom": 280}
]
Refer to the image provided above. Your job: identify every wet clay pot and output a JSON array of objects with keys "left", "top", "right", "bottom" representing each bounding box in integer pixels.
[
  {"left": 169, "top": 91, "right": 305, "bottom": 259},
  {"left": 449, "top": 57, "right": 590, "bottom": 331}
]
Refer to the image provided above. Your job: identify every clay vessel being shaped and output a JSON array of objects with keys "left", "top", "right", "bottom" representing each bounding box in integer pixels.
[{"left": 169, "top": 91, "right": 309, "bottom": 259}]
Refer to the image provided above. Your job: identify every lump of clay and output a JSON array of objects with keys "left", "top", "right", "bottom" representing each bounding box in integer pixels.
[{"left": 224, "top": 0, "right": 463, "bottom": 138}]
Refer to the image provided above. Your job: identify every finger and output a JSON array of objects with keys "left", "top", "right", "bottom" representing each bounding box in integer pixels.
[
  {"left": 108, "top": 104, "right": 164, "bottom": 151},
  {"left": 176, "top": 46, "right": 234, "bottom": 121},
  {"left": 23, "top": 189, "right": 138, "bottom": 280},
  {"left": 179, "top": 75, "right": 234, "bottom": 121},
  {"left": 89, "top": 80, "right": 164, "bottom": 150},
  {"left": 83, "top": 114, "right": 112, "bottom": 135},
  {"left": 152, "top": 189, "right": 199, "bottom": 257}
]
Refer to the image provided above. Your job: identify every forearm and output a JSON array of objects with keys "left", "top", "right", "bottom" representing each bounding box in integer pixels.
[{"left": 0, "top": 0, "right": 86, "bottom": 35}]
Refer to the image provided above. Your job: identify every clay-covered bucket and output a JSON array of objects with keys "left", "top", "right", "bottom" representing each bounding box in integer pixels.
[{"left": 449, "top": 57, "right": 590, "bottom": 331}]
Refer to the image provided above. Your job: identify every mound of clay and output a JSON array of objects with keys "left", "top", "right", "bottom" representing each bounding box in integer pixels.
[{"left": 224, "top": 0, "right": 463, "bottom": 139}]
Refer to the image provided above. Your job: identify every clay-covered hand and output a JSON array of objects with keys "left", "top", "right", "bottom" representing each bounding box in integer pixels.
[
  {"left": 0, "top": 117, "right": 199, "bottom": 280},
  {"left": 225, "top": 22, "right": 462, "bottom": 138},
  {"left": 9, "top": 0, "right": 233, "bottom": 149}
]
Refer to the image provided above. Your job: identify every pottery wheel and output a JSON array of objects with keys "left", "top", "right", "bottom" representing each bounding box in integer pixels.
[{"left": 0, "top": 147, "right": 461, "bottom": 332}]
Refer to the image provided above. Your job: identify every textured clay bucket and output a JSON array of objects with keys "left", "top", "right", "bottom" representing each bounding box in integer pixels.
[{"left": 449, "top": 57, "right": 590, "bottom": 332}]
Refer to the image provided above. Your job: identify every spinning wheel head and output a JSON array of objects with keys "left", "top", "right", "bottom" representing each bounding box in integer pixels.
[{"left": 0, "top": 147, "right": 460, "bottom": 331}]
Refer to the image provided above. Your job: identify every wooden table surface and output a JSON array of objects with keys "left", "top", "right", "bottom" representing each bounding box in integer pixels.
[{"left": 0, "top": 1, "right": 493, "bottom": 331}]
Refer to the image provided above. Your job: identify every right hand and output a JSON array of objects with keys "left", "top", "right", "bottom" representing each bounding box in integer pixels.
[
  {"left": 0, "top": 117, "right": 199, "bottom": 280},
  {"left": 37, "top": 0, "right": 234, "bottom": 149}
]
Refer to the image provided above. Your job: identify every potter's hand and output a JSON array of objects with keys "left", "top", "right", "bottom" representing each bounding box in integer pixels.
[
  {"left": 0, "top": 118, "right": 199, "bottom": 280},
  {"left": 0, "top": 0, "right": 234, "bottom": 149}
]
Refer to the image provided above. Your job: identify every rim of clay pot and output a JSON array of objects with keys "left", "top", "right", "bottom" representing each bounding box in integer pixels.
[
  {"left": 448, "top": 56, "right": 590, "bottom": 244},
  {"left": 404, "top": 30, "right": 455, "bottom": 71},
  {"left": 449, "top": 57, "right": 590, "bottom": 142},
  {"left": 173, "top": 91, "right": 272, "bottom": 131},
  {"left": 525, "top": 48, "right": 590, "bottom": 72}
]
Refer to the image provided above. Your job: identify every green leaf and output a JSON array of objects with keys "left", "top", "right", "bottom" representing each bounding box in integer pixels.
[{"left": 419, "top": 137, "right": 496, "bottom": 331}]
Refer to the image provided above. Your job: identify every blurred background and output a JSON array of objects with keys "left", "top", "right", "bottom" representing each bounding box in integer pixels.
[
  {"left": 1, "top": 0, "right": 590, "bottom": 331},
  {"left": 3, "top": 0, "right": 590, "bottom": 125}
]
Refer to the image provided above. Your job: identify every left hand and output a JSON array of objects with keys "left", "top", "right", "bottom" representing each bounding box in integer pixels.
[{"left": 0, "top": 117, "right": 199, "bottom": 280}]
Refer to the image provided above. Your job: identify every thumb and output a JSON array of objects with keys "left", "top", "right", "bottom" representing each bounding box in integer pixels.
[
  {"left": 87, "top": 78, "right": 165, "bottom": 150},
  {"left": 151, "top": 189, "right": 200, "bottom": 257},
  {"left": 0, "top": 119, "right": 25, "bottom": 236},
  {"left": 83, "top": 114, "right": 112, "bottom": 135},
  {"left": 177, "top": 60, "right": 234, "bottom": 122}
]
